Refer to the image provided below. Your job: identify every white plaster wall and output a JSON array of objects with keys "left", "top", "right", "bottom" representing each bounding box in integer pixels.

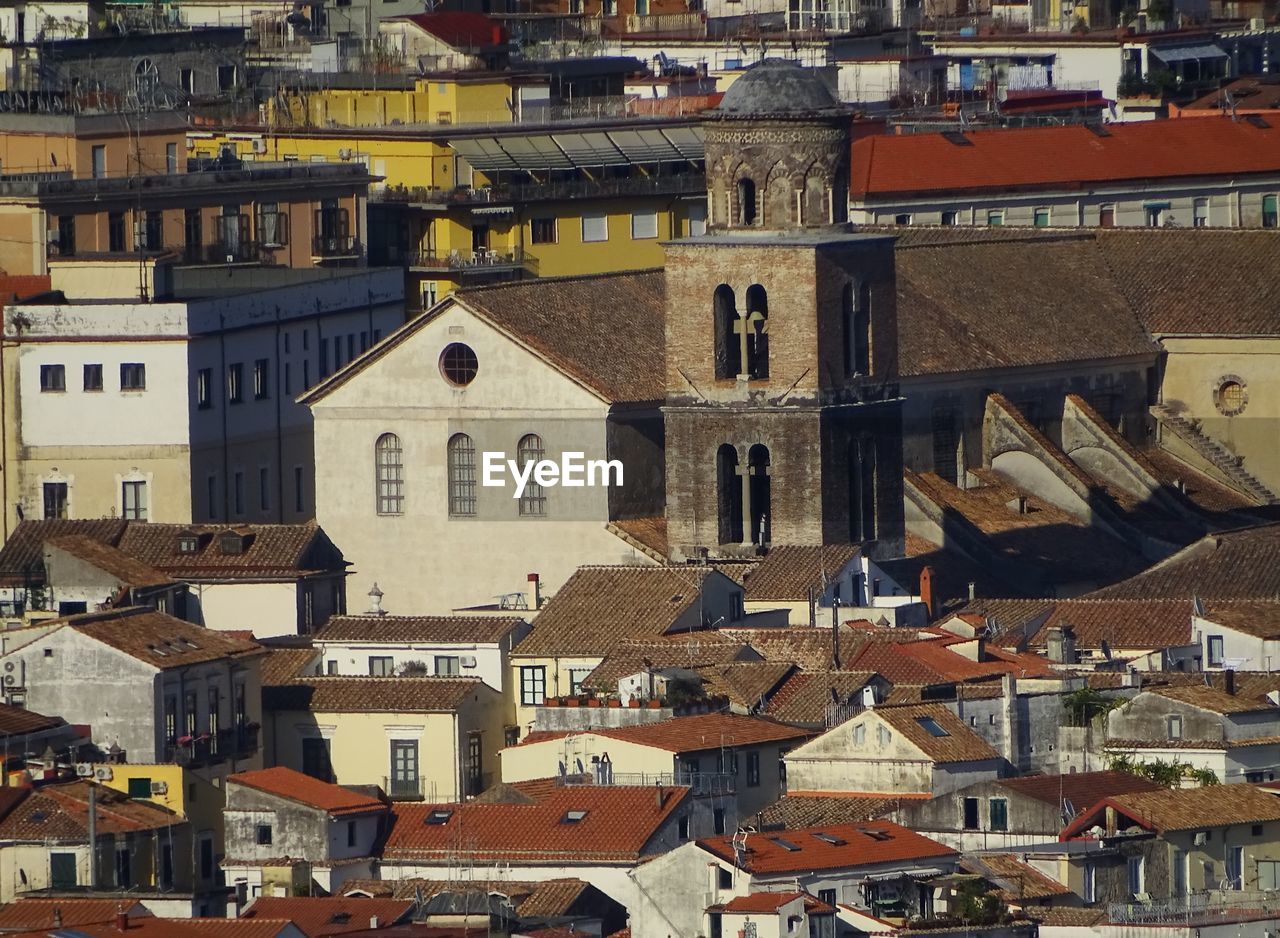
[
  {"left": 189, "top": 581, "right": 299, "bottom": 637},
  {"left": 315, "top": 640, "right": 507, "bottom": 688}
]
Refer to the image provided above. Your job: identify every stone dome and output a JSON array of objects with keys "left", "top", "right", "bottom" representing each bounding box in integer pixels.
[{"left": 715, "top": 59, "right": 842, "bottom": 117}]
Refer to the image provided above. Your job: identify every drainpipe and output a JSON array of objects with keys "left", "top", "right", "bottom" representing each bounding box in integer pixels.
[{"left": 274, "top": 307, "right": 284, "bottom": 523}]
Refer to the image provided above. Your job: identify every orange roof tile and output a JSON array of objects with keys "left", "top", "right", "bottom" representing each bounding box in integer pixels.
[
  {"left": 242, "top": 896, "right": 414, "bottom": 935},
  {"left": 0, "top": 898, "right": 149, "bottom": 929},
  {"left": 717, "top": 892, "right": 808, "bottom": 913},
  {"left": 383, "top": 785, "right": 689, "bottom": 863},
  {"left": 510, "top": 712, "right": 811, "bottom": 753},
  {"left": 229, "top": 768, "right": 386, "bottom": 817},
  {"left": 699, "top": 820, "right": 957, "bottom": 874},
  {"left": 851, "top": 119, "right": 1280, "bottom": 199}
]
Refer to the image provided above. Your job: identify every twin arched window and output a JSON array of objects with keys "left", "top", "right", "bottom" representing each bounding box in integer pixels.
[
  {"left": 716, "top": 443, "right": 771, "bottom": 547},
  {"left": 375, "top": 433, "right": 404, "bottom": 515},
  {"left": 713, "top": 284, "right": 769, "bottom": 381}
]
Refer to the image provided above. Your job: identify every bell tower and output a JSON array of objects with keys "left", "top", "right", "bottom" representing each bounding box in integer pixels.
[{"left": 663, "top": 60, "right": 904, "bottom": 561}]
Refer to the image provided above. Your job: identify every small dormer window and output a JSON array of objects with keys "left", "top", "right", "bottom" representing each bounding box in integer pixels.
[
  {"left": 561, "top": 809, "right": 588, "bottom": 824},
  {"left": 177, "top": 534, "right": 199, "bottom": 554},
  {"left": 219, "top": 532, "right": 246, "bottom": 555}
]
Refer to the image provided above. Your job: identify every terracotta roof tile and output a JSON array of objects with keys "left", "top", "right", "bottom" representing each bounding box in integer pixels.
[
  {"left": 0, "top": 519, "right": 129, "bottom": 585},
  {"left": 1197, "top": 600, "right": 1280, "bottom": 640},
  {"left": 512, "top": 712, "right": 812, "bottom": 753},
  {"left": 1088, "top": 524, "right": 1280, "bottom": 600},
  {"left": 316, "top": 614, "right": 525, "bottom": 644},
  {"left": 44, "top": 535, "right": 175, "bottom": 589},
  {"left": 995, "top": 770, "right": 1161, "bottom": 807},
  {"left": 1064, "top": 783, "right": 1280, "bottom": 836},
  {"left": 455, "top": 272, "right": 664, "bottom": 403},
  {"left": 762, "top": 671, "right": 878, "bottom": 726},
  {"left": 961, "top": 854, "right": 1072, "bottom": 901},
  {"left": 893, "top": 236, "right": 1155, "bottom": 378},
  {"left": 582, "top": 634, "right": 758, "bottom": 691},
  {"left": 873, "top": 703, "right": 1001, "bottom": 763},
  {"left": 261, "top": 646, "right": 320, "bottom": 686},
  {"left": 514, "top": 565, "right": 727, "bottom": 657},
  {"left": 393, "top": 11, "right": 505, "bottom": 47},
  {"left": 741, "top": 545, "right": 862, "bottom": 602},
  {"left": 230, "top": 768, "right": 387, "bottom": 816},
  {"left": 265, "top": 677, "right": 485, "bottom": 713},
  {"left": 383, "top": 785, "right": 689, "bottom": 863},
  {"left": 0, "top": 703, "right": 66, "bottom": 736},
  {"left": 699, "top": 820, "right": 957, "bottom": 874},
  {"left": 341, "top": 878, "right": 594, "bottom": 918},
  {"left": 10, "top": 918, "right": 302, "bottom": 937},
  {"left": 756, "top": 793, "right": 922, "bottom": 828},
  {"left": 1105, "top": 735, "right": 1280, "bottom": 750},
  {"left": 0, "top": 780, "right": 182, "bottom": 840},
  {"left": 851, "top": 119, "right": 1280, "bottom": 199},
  {"left": 1147, "top": 684, "right": 1279, "bottom": 715},
  {"left": 0, "top": 898, "right": 148, "bottom": 930},
  {"left": 721, "top": 626, "right": 916, "bottom": 673},
  {"left": 67, "top": 607, "right": 264, "bottom": 670},
  {"left": 695, "top": 662, "right": 796, "bottom": 710},
  {"left": 717, "top": 892, "right": 810, "bottom": 913},
  {"left": 116, "top": 522, "right": 345, "bottom": 580},
  {"left": 242, "top": 896, "right": 413, "bottom": 935},
  {"left": 608, "top": 517, "right": 669, "bottom": 560},
  {"left": 0, "top": 274, "right": 52, "bottom": 301}
]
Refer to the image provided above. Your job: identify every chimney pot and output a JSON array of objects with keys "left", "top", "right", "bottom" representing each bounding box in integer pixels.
[
  {"left": 919, "top": 566, "right": 938, "bottom": 621},
  {"left": 1225, "top": 668, "right": 1237, "bottom": 696},
  {"left": 967, "top": 581, "right": 977, "bottom": 601},
  {"left": 116, "top": 909, "right": 128, "bottom": 931}
]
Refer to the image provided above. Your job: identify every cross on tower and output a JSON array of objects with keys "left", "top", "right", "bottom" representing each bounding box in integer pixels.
[{"left": 732, "top": 310, "right": 768, "bottom": 379}]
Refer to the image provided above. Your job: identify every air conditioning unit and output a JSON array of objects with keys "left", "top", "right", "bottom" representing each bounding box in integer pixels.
[
  {"left": 94, "top": 766, "right": 113, "bottom": 781},
  {"left": 1194, "top": 831, "right": 1208, "bottom": 845},
  {"left": 460, "top": 655, "right": 477, "bottom": 668},
  {"left": 251, "top": 138, "right": 267, "bottom": 154},
  {"left": 150, "top": 781, "right": 168, "bottom": 795},
  {"left": 337, "top": 147, "right": 353, "bottom": 160},
  {"left": 3, "top": 662, "right": 14, "bottom": 673},
  {"left": 75, "top": 763, "right": 94, "bottom": 777},
  {"left": 3, "top": 675, "right": 16, "bottom": 686}
]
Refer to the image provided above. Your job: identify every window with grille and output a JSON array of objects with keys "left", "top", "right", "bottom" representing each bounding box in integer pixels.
[
  {"left": 517, "top": 433, "right": 546, "bottom": 517},
  {"left": 447, "top": 433, "right": 476, "bottom": 516},
  {"left": 375, "top": 433, "right": 404, "bottom": 515}
]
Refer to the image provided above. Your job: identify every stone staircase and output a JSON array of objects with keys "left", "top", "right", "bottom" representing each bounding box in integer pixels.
[{"left": 1151, "top": 404, "right": 1280, "bottom": 505}]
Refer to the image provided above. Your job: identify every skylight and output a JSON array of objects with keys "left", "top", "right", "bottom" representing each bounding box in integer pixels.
[
  {"left": 811, "top": 832, "right": 847, "bottom": 846},
  {"left": 858, "top": 828, "right": 893, "bottom": 842},
  {"left": 769, "top": 836, "right": 801, "bottom": 852},
  {"left": 562, "top": 809, "right": 589, "bottom": 824},
  {"left": 915, "top": 716, "right": 951, "bottom": 737},
  {"left": 425, "top": 809, "right": 453, "bottom": 825}
]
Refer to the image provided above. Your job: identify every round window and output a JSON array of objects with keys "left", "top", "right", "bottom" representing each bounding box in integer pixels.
[
  {"left": 440, "top": 343, "right": 478, "bottom": 387},
  {"left": 1217, "top": 379, "right": 1247, "bottom": 416}
]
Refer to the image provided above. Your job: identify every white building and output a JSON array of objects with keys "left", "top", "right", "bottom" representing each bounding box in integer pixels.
[
  {"left": 1, "top": 267, "right": 404, "bottom": 536},
  {"left": 1195, "top": 601, "right": 1280, "bottom": 672}
]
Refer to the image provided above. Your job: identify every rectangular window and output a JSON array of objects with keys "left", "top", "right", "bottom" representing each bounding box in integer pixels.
[
  {"left": 714, "top": 808, "right": 726, "bottom": 834},
  {"left": 1172, "top": 847, "right": 1187, "bottom": 897},
  {"left": 1146, "top": 204, "right": 1166, "bottom": 227},
  {"left": 50, "top": 852, "right": 77, "bottom": 889},
  {"left": 746, "top": 751, "right": 760, "bottom": 787},
  {"left": 259, "top": 467, "right": 269, "bottom": 512},
  {"left": 582, "top": 213, "right": 608, "bottom": 242},
  {"left": 181, "top": 68, "right": 194, "bottom": 94},
  {"left": 43, "top": 482, "right": 68, "bottom": 520},
  {"left": 227, "top": 363, "right": 243, "bottom": 404},
  {"left": 120, "top": 363, "right": 145, "bottom": 391},
  {"left": 121, "top": 481, "right": 147, "bottom": 521},
  {"left": 531, "top": 217, "right": 557, "bottom": 244},
  {"left": 79, "top": 363, "right": 102, "bottom": 391},
  {"left": 1128, "top": 855, "right": 1145, "bottom": 897},
  {"left": 301, "top": 737, "right": 333, "bottom": 782},
  {"left": 941, "top": 210, "right": 958, "bottom": 226},
  {"left": 368, "top": 656, "right": 394, "bottom": 676},
  {"left": 390, "top": 739, "right": 419, "bottom": 798},
  {"left": 986, "top": 209, "right": 1004, "bottom": 226},
  {"left": 256, "top": 824, "right": 272, "bottom": 845},
  {"left": 284, "top": 363, "right": 292, "bottom": 396},
  {"left": 1227, "top": 846, "right": 1244, "bottom": 889},
  {"left": 1264, "top": 194, "right": 1278, "bottom": 228},
  {"left": 689, "top": 202, "right": 707, "bottom": 236},
  {"left": 678, "top": 815, "right": 690, "bottom": 840},
  {"left": 294, "top": 466, "right": 304, "bottom": 513},
  {"left": 91, "top": 145, "right": 106, "bottom": 179},
  {"left": 989, "top": 798, "right": 1009, "bottom": 832},
  {"left": 1208, "top": 635, "right": 1225, "bottom": 667},
  {"left": 1100, "top": 204, "right": 1116, "bottom": 228},
  {"left": 127, "top": 776, "right": 152, "bottom": 798},
  {"left": 196, "top": 368, "right": 212, "bottom": 409},
  {"left": 257, "top": 202, "right": 288, "bottom": 246},
  {"left": 218, "top": 65, "right": 237, "bottom": 91},
  {"left": 963, "top": 797, "right": 980, "bottom": 830},
  {"left": 142, "top": 210, "right": 163, "bottom": 251},
  {"left": 166, "top": 143, "right": 178, "bottom": 174},
  {"left": 39, "top": 364, "right": 65, "bottom": 392},
  {"left": 253, "top": 359, "right": 270, "bottom": 399},
  {"left": 1168, "top": 715, "right": 1183, "bottom": 740},
  {"left": 184, "top": 208, "right": 202, "bottom": 258},
  {"left": 109, "top": 211, "right": 125, "bottom": 252},
  {"left": 56, "top": 215, "right": 75, "bottom": 256},
  {"left": 1260, "top": 859, "right": 1280, "bottom": 892},
  {"left": 1194, "top": 198, "right": 1209, "bottom": 227},
  {"left": 434, "top": 655, "right": 461, "bottom": 676},
  {"left": 233, "top": 471, "right": 244, "bottom": 515},
  {"left": 347, "top": 820, "right": 356, "bottom": 847},
  {"left": 894, "top": 213, "right": 911, "bottom": 226},
  {"left": 319, "top": 337, "right": 330, "bottom": 378},
  {"left": 207, "top": 475, "right": 218, "bottom": 519},
  {"left": 631, "top": 210, "right": 659, "bottom": 239},
  {"left": 519, "top": 665, "right": 547, "bottom": 705},
  {"left": 115, "top": 846, "right": 130, "bottom": 887},
  {"left": 568, "top": 667, "right": 592, "bottom": 695},
  {"left": 1033, "top": 207, "right": 1050, "bottom": 228},
  {"left": 1083, "top": 863, "right": 1096, "bottom": 903}
]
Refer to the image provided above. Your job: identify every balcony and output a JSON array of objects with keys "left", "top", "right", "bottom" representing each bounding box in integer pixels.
[
  {"left": 0, "top": 163, "right": 372, "bottom": 203},
  {"left": 165, "top": 725, "right": 259, "bottom": 767},
  {"left": 409, "top": 247, "right": 528, "bottom": 274},
  {"left": 312, "top": 235, "right": 362, "bottom": 260},
  {"left": 558, "top": 769, "right": 735, "bottom": 796},
  {"left": 1108, "top": 891, "right": 1275, "bottom": 926},
  {"left": 373, "top": 173, "right": 705, "bottom": 208},
  {"left": 180, "top": 241, "right": 266, "bottom": 266},
  {"left": 384, "top": 775, "right": 424, "bottom": 801}
]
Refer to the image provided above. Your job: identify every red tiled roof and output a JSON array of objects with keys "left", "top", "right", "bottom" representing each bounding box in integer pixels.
[
  {"left": 242, "top": 896, "right": 414, "bottom": 935},
  {"left": 395, "top": 12, "right": 505, "bottom": 48},
  {"left": 0, "top": 898, "right": 149, "bottom": 929},
  {"left": 851, "top": 119, "right": 1280, "bottom": 199},
  {"left": 698, "top": 821, "right": 957, "bottom": 874},
  {"left": 229, "top": 767, "right": 386, "bottom": 817},
  {"left": 510, "top": 713, "right": 811, "bottom": 753},
  {"left": 996, "top": 770, "right": 1160, "bottom": 808},
  {"left": 5, "top": 919, "right": 302, "bottom": 937},
  {"left": 0, "top": 274, "right": 52, "bottom": 302},
  {"left": 718, "top": 892, "right": 808, "bottom": 913},
  {"left": 0, "top": 780, "right": 182, "bottom": 841},
  {"left": 383, "top": 785, "right": 689, "bottom": 864}
]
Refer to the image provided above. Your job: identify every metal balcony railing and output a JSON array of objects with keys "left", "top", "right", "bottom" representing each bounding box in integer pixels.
[
  {"left": 1108, "top": 890, "right": 1277, "bottom": 925},
  {"left": 312, "top": 235, "right": 361, "bottom": 258},
  {"left": 558, "top": 769, "right": 736, "bottom": 795},
  {"left": 409, "top": 247, "right": 526, "bottom": 272},
  {"left": 384, "top": 775, "right": 424, "bottom": 800},
  {"left": 373, "top": 173, "right": 705, "bottom": 208}
]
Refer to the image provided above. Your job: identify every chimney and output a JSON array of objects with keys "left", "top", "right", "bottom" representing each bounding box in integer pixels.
[
  {"left": 967, "top": 581, "right": 977, "bottom": 602},
  {"left": 52, "top": 909, "right": 62, "bottom": 928},
  {"left": 655, "top": 782, "right": 664, "bottom": 808},
  {"left": 528, "top": 573, "right": 541, "bottom": 609},
  {"left": 1225, "top": 668, "right": 1237, "bottom": 696},
  {"left": 1046, "top": 625, "right": 1077, "bottom": 664},
  {"left": 919, "top": 566, "right": 938, "bottom": 620},
  {"left": 370, "top": 916, "right": 379, "bottom": 929},
  {"left": 116, "top": 907, "right": 128, "bottom": 931}
]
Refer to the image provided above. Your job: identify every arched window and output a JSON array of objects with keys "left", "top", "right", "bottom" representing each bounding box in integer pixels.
[
  {"left": 744, "top": 285, "right": 769, "bottom": 380},
  {"left": 714, "top": 285, "right": 740, "bottom": 379},
  {"left": 748, "top": 444, "right": 771, "bottom": 547},
  {"left": 737, "top": 178, "right": 757, "bottom": 226},
  {"left": 447, "top": 433, "right": 476, "bottom": 517},
  {"left": 717, "top": 444, "right": 743, "bottom": 545},
  {"left": 850, "top": 435, "right": 876, "bottom": 542},
  {"left": 375, "top": 433, "right": 404, "bottom": 515},
  {"left": 517, "top": 433, "right": 546, "bottom": 517}
]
